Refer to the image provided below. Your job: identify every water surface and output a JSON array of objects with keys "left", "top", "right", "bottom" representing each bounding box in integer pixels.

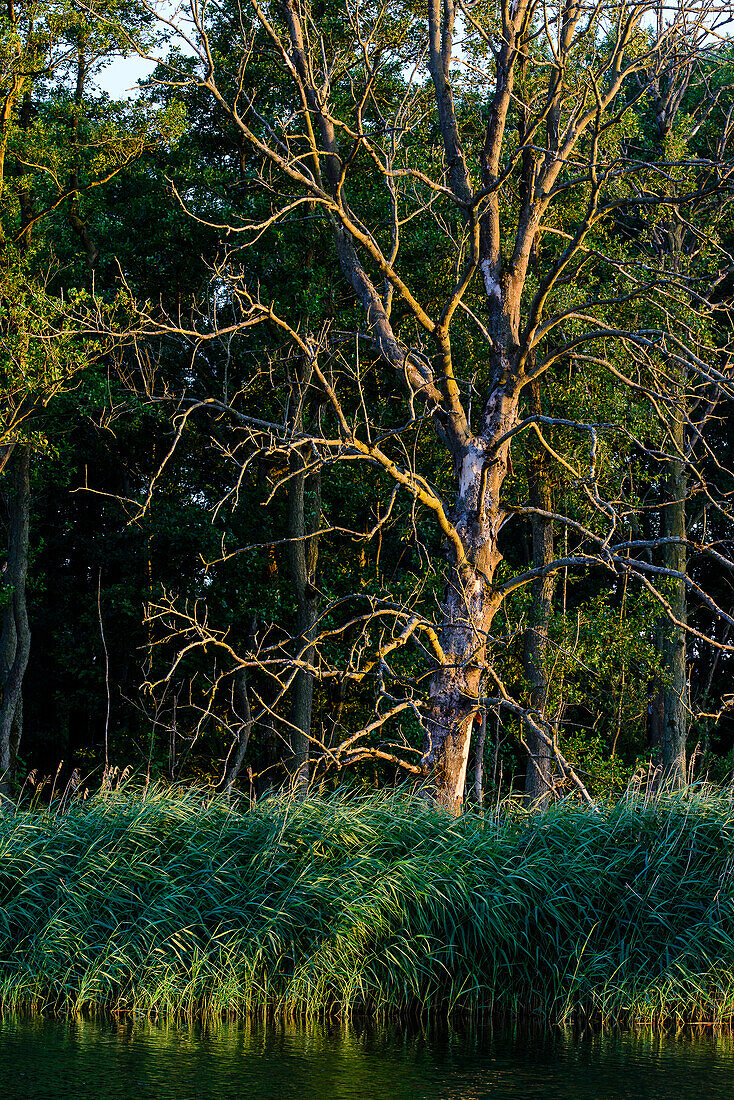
[{"left": 2, "top": 1017, "right": 734, "bottom": 1098}]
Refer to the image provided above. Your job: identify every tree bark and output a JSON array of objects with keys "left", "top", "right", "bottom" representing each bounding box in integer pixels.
[
  {"left": 0, "top": 444, "right": 30, "bottom": 796},
  {"left": 422, "top": 380, "right": 519, "bottom": 813}
]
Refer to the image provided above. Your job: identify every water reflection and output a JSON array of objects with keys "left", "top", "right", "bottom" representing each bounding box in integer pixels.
[{"left": 2, "top": 1015, "right": 734, "bottom": 1099}]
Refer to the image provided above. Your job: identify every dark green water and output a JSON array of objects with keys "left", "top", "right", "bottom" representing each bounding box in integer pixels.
[{"left": 3, "top": 1018, "right": 734, "bottom": 1099}]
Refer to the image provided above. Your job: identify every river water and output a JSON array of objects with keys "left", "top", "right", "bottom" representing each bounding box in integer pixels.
[{"left": 2, "top": 1017, "right": 734, "bottom": 1098}]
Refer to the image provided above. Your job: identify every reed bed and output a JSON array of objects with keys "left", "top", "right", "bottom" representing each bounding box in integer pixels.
[{"left": 0, "top": 784, "right": 734, "bottom": 1023}]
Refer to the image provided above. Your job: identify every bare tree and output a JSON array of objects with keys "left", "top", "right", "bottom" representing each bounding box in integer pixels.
[{"left": 105, "top": 0, "right": 734, "bottom": 810}]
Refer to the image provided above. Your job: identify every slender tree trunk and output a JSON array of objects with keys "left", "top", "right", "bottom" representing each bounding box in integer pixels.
[
  {"left": 650, "top": 400, "right": 687, "bottom": 783},
  {"left": 220, "top": 616, "right": 258, "bottom": 796},
  {"left": 287, "top": 365, "right": 321, "bottom": 798},
  {"left": 646, "top": 83, "right": 689, "bottom": 785},
  {"left": 473, "top": 708, "right": 487, "bottom": 806},
  {"left": 222, "top": 666, "right": 254, "bottom": 797},
  {"left": 0, "top": 444, "right": 30, "bottom": 796},
  {"left": 523, "top": 382, "right": 555, "bottom": 807}
]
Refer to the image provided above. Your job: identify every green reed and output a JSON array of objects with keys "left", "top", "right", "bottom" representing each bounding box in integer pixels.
[{"left": 0, "top": 783, "right": 734, "bottom": 1022}]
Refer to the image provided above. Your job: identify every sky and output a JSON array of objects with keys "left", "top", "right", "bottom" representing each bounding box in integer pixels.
[{"left": 94, "top": 54, "right": 159, "bottom": 99}]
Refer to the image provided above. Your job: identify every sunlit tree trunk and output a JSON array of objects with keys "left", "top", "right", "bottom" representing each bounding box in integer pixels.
[{"left": 422, "top": 383, "right": 517, "bottom": 812}]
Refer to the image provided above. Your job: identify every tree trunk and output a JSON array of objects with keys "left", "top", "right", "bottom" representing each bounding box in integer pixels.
[
  {"left": 286, "top": 365, "right": 321, "bottom": 799},
  {"left": 222, "top": 665, "right": 254, "bottom": 798},
  {"left": 473, "top": 708, "right": 487, "bottom": 806},
  {"left": 650, "top": 404, "right": 687, "bottom": 784},
  {"left": 221, "top": 615, "right": 259, "bottom": 796},
  {"left": 523, "top": 383, "right": 555, "bottom": 808},
  {"left": 0, "top": 444, "right": 30, "bottom": 797},
  {"left": 646, "top": 91, "right": 689, "bottom": 786},
  {"left": 422, "top": 380, "right": 519, "bottom": 813}
]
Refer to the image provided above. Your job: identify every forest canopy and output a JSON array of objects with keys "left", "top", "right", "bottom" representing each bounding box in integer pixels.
[{"left": 3, "top": 0, "right": 734, "bottom": 811}]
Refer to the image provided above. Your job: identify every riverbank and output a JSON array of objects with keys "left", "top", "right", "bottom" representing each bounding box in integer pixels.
[{"left": 1, "top": 786, "right": 734, "bottom": 1023}]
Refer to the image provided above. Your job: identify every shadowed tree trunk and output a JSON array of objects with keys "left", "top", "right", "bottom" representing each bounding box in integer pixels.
[
  {"left": 473, "top": 707, "right": 487, "bottom": 806},
  {"left": 0, "top": 444, "right": 30, "bottom": 796},
  {"left": 287, "top": 361, "right": 321, "bottom": 798},
  {"left": 647, "top": 56, "right": 690, "bottom": 785},
  {"left": 650, "top": 396, "right": 687, "bottom": 783},
  {"left": 222, "top": 666, "right": 254, "bottom": 797},
  {"left": 221, "top": 616, "right": 258, "bottom": 797}
]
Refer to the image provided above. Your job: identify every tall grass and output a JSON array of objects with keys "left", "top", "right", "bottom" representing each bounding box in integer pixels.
[{"left": 1, "top": 784, "right": 734, "bottom": 1023}]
